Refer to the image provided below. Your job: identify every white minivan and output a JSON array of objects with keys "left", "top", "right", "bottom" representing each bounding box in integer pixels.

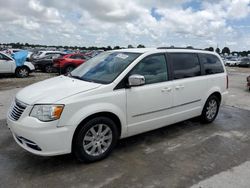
[{"left": 7, "top": 48, "right": 228, "bottom": 162}]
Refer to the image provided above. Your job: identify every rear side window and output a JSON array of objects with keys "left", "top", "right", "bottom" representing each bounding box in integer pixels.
[
  {"left": 130, "top": 54, "right": 168, "bottom": 84},
  {"left": 199, "top": 54, "right": 224, "bottom": 74},
  {"left": 170, "top": 53, "right": 201, "bottom": 79},
  {"left": 71, "top": 54, "right": 84, "bottom": 59}
]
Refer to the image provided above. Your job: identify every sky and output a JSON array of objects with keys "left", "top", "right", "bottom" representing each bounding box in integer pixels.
[{"left": 0, "top": 0, "right": 250, "bottom": 51}]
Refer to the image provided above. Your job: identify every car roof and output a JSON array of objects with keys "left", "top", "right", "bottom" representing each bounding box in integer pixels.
[{"left": 113, "top": 48, "right": 218, "bottom": 55}]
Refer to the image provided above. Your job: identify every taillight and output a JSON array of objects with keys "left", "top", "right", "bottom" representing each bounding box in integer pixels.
[{"left": 226, "top": 75, "right": 229, "bottom": 89}]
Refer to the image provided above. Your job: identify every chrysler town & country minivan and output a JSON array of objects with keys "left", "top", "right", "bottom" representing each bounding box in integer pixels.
[{"left": 7, "top": 48, "right": 228, "bottom": 162}]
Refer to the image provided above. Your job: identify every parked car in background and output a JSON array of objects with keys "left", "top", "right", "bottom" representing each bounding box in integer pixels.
[
  {"left": 0, "top": 51, "right": 34, "bottom": 77},
  {"left": 7, "top": 48, "right": 228, "bottom": 162},
  {"left": 247, "top": 75, "right": 250, "bottom": 91},
  {"left": 53, "top": 53, "right": 91, "bottom": 74},
  {"left": 85, "top": 50, "right": 104, "bottom": 57},
  {"left": 32, "top": 53, "right": 65, "bottom": 73},
  {"left": 225, "top": 57, "right": 241, "bottom": 66},
  {"left": 4, "top": 48, "right": 22, "bottom": 55},
  {"left": 30, "top": 51, "right": 65, "bottom": 61},
  {"left": 238, "top": 57, "right": 250, "bottom": 67}
]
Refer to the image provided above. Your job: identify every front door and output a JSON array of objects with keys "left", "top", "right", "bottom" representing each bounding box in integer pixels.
[
  {"left": 0, "top": 53, "right": 13, "bottom": 73},
  {"left": 126, "top": 54, "right": 174, "bottom": 136}
]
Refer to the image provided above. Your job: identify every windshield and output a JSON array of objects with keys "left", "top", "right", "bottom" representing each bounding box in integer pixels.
[{"left": 71, "top": 51, "right": 141, "bottom": 84}]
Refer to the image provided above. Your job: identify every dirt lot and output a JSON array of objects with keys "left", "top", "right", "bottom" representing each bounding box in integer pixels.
[
  {"left": 0, "top": 72, "right": 57, "bottom": 91},
  {"left": 0, "top": 67, "right": 250, "bottom": 188}
]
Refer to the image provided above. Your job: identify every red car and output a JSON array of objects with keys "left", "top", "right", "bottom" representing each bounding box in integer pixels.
[{"left": 53, "top": 53, "right": 91, "bottom": 74}]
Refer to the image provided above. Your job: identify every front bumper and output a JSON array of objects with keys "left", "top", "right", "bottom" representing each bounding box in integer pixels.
[{"left": 7, "top": 115, "right": 74, "bottom": 156}]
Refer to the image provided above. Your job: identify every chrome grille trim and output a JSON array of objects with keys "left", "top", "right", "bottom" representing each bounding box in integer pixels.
[{"left": 9, "top": 99, "right": 27, "bottom": 121}]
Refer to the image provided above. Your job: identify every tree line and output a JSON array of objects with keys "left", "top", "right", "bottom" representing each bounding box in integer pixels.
[
  {"left": 0, "top": 42, "right": 145, "bottom": 51},
  {"left": 1, "top": 42, "right": 250, "bottom": 56}
]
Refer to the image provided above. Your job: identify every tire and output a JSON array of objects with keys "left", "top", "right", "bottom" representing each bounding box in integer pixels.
[
  {"left": 65, "top": 65, "right": 75, "bottom": 74},
  {"left": 44, "top": 65, "right": 53, "bottom": 73},
  {"left": 200, "top": 95, "right": 220, "bottom": 123},
  {"left": 15, "top": 67, "right": 29, "bottom": 78},
  {"left": 73, "top": 117, "right": 119, "bottom": 163}
]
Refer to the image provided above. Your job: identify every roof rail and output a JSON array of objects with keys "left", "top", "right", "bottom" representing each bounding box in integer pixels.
[{"left": 157, "top": 47, "right": 204, "bottom": 50}]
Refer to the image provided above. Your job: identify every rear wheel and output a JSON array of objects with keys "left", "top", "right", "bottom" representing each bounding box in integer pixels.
[
  {"left": 15, "top": 67, "right": 29, "bottom": 78},
  {"left": 44, "top": 65, "right": 53, "bottom": 73},
  {"left": 65, "top": 65, "right": 75, "bottom": 74},
  {"left": 73, "top": 117, "right": 119, "bottom": 163},
  {"left": 200, "top": 95, "right": 220, "bottom": 123}
]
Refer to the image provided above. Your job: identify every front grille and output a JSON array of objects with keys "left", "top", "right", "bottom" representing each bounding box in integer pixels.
[{"left": 9, "top": 99, "right": 27, "bottom": 121}]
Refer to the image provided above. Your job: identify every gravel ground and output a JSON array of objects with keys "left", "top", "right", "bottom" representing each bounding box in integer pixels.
[
  {"left": 0, "top": 67, "right": 250, "bottom": 188},
  {"left": 0, "top": 72, "right": 57, "bottom": 91}
]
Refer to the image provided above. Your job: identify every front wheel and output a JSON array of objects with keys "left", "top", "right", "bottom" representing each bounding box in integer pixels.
[
  {"left": 15, "top": 67, "right": 29, "bottom": 78},
  {"left": 200, "top": 95, "right": 220, "bottom": 123},
  {"left": 73, "top": 117, "right": 119, "bottom": 163}
]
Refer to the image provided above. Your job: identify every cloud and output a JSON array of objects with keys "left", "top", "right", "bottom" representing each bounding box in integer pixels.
[{"left": 0, "top": 0, "right": 250, "bottom": 50}]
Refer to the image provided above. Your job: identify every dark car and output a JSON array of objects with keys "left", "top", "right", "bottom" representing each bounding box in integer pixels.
[
  {"left": 239, "top": 57, "right": 250, "bottom": 67},
  {"left": 32, "top": 53, "right": 65, "bottom": 73},
  {"left": 53, "top": 53, "right": 91, "bottom": 74}
]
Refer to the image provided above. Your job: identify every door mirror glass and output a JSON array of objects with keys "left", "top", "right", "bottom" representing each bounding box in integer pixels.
[{"left": 128, "top": 74, "right": 145, "bottom": 87}]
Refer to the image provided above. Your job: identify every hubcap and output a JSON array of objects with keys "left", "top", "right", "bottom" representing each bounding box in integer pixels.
[
  {"left": 19, "top": 68, "right": 28, "bottom": 77},
  {"left": 83, "top": 124, "right": 112, "bottom": 156},
  {"left": 206, "top": 99, "right": 217, "bottom": 120}
]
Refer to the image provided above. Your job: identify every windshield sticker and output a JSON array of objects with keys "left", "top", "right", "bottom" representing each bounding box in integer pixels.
[{"left": 116, "top": 53, "right": 129, "bottom": 59}]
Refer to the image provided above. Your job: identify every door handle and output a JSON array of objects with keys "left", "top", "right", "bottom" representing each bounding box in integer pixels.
[
  {"left": 161, "top": 87, "right": 172, "bottom": 92},
  {"left": 175, "top": 85, "right": 184, "bottom": 90}
]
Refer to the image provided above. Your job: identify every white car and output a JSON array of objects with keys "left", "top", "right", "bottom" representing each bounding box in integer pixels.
[
  {"left": 31, "top": 51, "right": 64, "bottom": 60},
  {"left": 7, "top": 48, "right": 228, "bottom": 162},
  {"left": 225, "top": 57, "right": 241, "bottom": 66},
  {"left": 0, "top": 52, "right": 35, "bottom": 77}
]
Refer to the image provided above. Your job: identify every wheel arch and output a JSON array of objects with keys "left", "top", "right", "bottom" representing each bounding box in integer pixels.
[
  {"left": 71, "top": 111, "right": 122, "bottom": 151},
  {"left": 210, "top": 91, "right": 222, "bottom": 103},
  {"left": 15, "top": 65, "right": 31, "bottom": 72}
]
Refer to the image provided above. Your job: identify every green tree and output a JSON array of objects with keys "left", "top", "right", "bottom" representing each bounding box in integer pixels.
[
  {"left": 222, "top": 47, "right": 230, "bottom": 55},
  {"left": 128, "top": 44, "right": 134, "bottom": 48},
  {"left": 113, "top": 46, "right": 121, "bottom": 50},
  {"left": 216, "top": 48, "right": 220, "bottom": 54},
  {"left": 106, "top": 46, "right": 112, "bottom": 50},
  {"left": 137, "top": 44, "right": 145, "bottom": 48},
  {"left": 205, "top": 47, "right": 214, "bottom": 51}
]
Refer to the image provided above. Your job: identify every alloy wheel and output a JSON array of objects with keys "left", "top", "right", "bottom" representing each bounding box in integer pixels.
[
  {"left": 206, "top": 99, "right": 218, "bottom": 120},
  {"left": 83, "top": 124, "right": 112, "bottom": 157}
]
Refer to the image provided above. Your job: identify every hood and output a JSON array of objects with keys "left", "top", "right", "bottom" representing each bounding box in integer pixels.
[
  {"left": 12, "top": 50, "right": 28, "bottom": 67},
  {"left": 16, "top": 76, "right": 101, "bottom": 105}
]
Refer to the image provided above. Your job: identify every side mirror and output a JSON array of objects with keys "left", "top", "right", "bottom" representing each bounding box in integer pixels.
[{"left": 128, "top": 74, "right": 145, "bottom": 87}]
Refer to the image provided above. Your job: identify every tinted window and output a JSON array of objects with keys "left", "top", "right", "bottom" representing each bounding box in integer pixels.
[
  {"left": 130, "top": 54, "right": 168, "bottom": 84},
  {"left": 199, "top": 54, "right": 224, "bottom": 74},
  {"left": 170, "top": 53, "right": 201, "bottom": 79}
]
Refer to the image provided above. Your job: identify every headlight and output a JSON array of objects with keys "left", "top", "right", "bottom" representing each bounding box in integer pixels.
[{"left": 30, "top": 104, "right": 64, "bottom": 122}]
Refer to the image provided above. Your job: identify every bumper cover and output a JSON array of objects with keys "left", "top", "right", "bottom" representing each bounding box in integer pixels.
[{"left": 7, "top": 116, "right": 74, "bottom": 156}]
